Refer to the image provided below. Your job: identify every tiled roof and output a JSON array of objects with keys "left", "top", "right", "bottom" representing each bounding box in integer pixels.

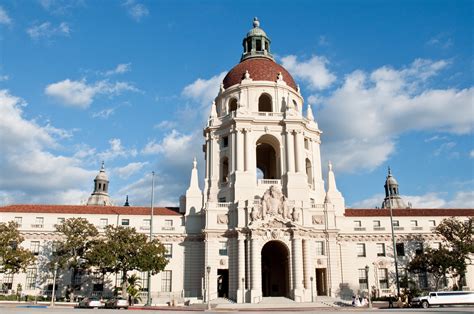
[
  {"left": 0, "top": 204, "right": 181, "bottom": 216},
  {"left": 223, "top": 57, "right": 298, "bottom": 90},
  {"left": 345, "top": 208, "right": 474, "bottom": 217}
]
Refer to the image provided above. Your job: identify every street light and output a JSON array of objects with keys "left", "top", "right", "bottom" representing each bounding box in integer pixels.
[
  {"left": 206, "top": 266, "right": 211, "bottom": 310},
  {"left": 310, "top": 276, "right": 314, "bottom": 302},
  {"left": 146, "top": 171, "right": 155, "bottom": 307},
  {"left": 50, "top": 262, "right": 58, "bottom": 307},
  {"left": 387, "top": 171, "right": 401, "bottom": 298},
  {"left": 365, "top": 265, "right": 372, "bottom": 309}
]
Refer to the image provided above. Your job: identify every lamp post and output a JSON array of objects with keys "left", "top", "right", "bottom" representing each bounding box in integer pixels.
[
  {"left": 241, "top": 278, "right": 245, "bottom": 304},
  {"left": 310, "top": 276, "right": 314, "bottom": 302},
  {"left": 365, "top": 265, "right": 372, "bottom": 309},
  {"left": 206, "top": 266, "right": 211, "bottom": 310},
  {"left": 50, "top": 262, "right": 58, "bottom": 307},
  {"left": 146, "top": 171, "right": 155, "bottom": 307}
]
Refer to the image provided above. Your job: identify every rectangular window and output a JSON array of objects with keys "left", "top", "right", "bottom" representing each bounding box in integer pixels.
[
  {"left": 100, "top": 218, "right": 108, "bottom": 228},
  {"left": 373, "top": 220, "right": 381, "bottom": 227},
  {"left": 415, "top": 242, "right": 423, "bottom": 255},
  {"left": 378, "top": 268, "right": 389, "bottom": 289},
  {"left": 304, "top": 138, "right": 309, "bottom": 150},
  {"left": 429, "top": 220, "right": 436, "bottom": 226},
  {"left": 51, "top": 241, "right": 59, "bottom": 253},
  {"left": 410, "top": 220, "right": 418, "bottom": 227},
  {"left": 121, "top": 219, "right": 129, "bottom": 226},
  {"left": 30, "top": 241, "right": 40, "bottom": 255},
  {"left": 163, "top": 219, "right": 174, "bottom": 230},
  {"left": 315, "top": 241, "right": 325, "bottom": 256},
  {"left": 400, "top": 268, "right": 408, "bottom": 288},
  {"left": 1, "top": 273, "right": 14, "bottom": 292},
  {"left": 14, "top": 217, "right": 22, "bottom": 227},
  {"left": 33, "top": 217, "right": 44, "bottom": 228},
  {"left": 354, "top": 220, "right": 362, "bottom": 227},
  {"left": 356, "top": 243, "right": 366, "bottom": 257},
  {"left": 376, "top": 243, "right": 386, "bottom": 256},
  {"left": 161, "top": 270, "right": 172, "bottom": 292},
  {"left": 140, "top": 272, "right": 148, "bottom": 292},
  {"left": 56, "top": 217, "right": 65, "bottom": 225},
  {"left": 219, "top": 241, "right": 228, "bottom": 256},
  {"left": 141, "top": 219, "right": 151, "bottom": 230},
  {"left": 222, "top": 136, "right": 229, "bottom": 148},
  {"left": 164, "top": 243, "right": 173, "bottom": 258},
  {"left": 358, "top": 268, "right": 368, "bottom": 290},
  {"left": 26, "top": 268, "right": 37, "bottom": 289},
  {"left": 396, "top": 243, "right": 405, "bottom": 256},
  {"left": 418, "top": 272, "right": 428, "bottom": 289},
  {"left": 393, "top": 220, "right": 399, "bottom": 227}
]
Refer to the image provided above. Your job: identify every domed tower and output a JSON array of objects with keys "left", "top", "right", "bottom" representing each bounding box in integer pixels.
[
  {"left": 203, "top": 17, "right": 326, "bottom": 205},
  {"left": 381, "top": 167, "right": 407, "bottom": 209},
  {"left": 183, "top": 18, "right": 345, "bottom": 304},
  {"left": 86, "top": 162, "right": 113, "bottom": 206}
]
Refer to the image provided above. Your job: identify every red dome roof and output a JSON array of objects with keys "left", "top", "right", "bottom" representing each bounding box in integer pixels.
[{"left": 223, "top": 57, "right": 297, "bottom": 91}]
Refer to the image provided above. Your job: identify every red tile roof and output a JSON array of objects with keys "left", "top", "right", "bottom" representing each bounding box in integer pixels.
[
  {"left": 223, "top": 57, "right": 298, "bottom": 90},
  {"left": 0, "top": 204, "right": 181, "bottom": 216},
  {"left": 345, "top": 208, "right": 474, "bottom": 217}
]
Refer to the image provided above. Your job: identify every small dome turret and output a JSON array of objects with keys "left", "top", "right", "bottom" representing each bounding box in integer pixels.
[
  {"left": 87, "top": 161, "right": 113, "bottom": 206},
  {"left": 241, "top": 17, "right": 273, "bottom": 61},
  {"left": 381, "top": 167, "right": 407, "bottom": 209}
]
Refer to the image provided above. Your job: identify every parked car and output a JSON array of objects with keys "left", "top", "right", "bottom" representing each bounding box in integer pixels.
[
  {"left": 105, "top": 297, "right": 129, "bottom": 309},
  {"left": 411, "top": 291, "right": 474, "bottom": 308},
  {"left": 77, "top": 297, "right": 105, "bottom": 308}
]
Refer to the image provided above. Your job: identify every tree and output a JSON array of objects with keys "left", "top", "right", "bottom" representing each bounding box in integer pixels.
[
  {"left": 0, "top": 221, "right": 35, "bottom": 274},
  {"left": 407, "top": 247, "right": 454, "bottom": 290},
  {"left": 126, "top": 274, "right": 142, "bottom": 305},
  {"left": 54, "top": 218, "right": 98, "bottom": 301},
  {"left": 435, "top": 217, "right": 473, "bottom": 288},
  {"left": 87, "top": 225, "right": 168, "bottom": 299}
]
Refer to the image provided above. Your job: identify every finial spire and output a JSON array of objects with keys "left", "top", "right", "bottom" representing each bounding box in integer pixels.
[
  {"left": 388, "top": 166, "right": 391, "bottom": 176},
  {"left": 328, "top": 161, "right": 333, "bottom": 172},
  {"left": 307, "top": 104, "right": 315, "bottom": 121},
  {"left": 253, "top": 17, "right": 260, "bottom": 28},
  {"left": 101, "top": 161, "right": 105, "bottom": 171},
  {"left": 124, "top": 195, "right": 130, "bottom": 206},
  {"left": 193, "top": 157, "right": 197, "bottom": 169}
]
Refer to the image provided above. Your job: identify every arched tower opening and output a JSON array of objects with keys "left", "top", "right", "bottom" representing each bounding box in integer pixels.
[
  {"left": 258, "top": 93, "right": 272, "bottom": 112},
  {"left": 221, "top": 157, "right": 229, "bottom": 183},
  {"left": 305, "top": 158, "right": 313, "bottom": 186},
  {"left": 256, "top": 134, "right": 280, "bottom": 179},
  {"left": 228, "top": 98, "right": 238, "bottom": 113}
]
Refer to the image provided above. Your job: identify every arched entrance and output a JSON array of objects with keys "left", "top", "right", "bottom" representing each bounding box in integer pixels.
[{"left": 261, "top": 241, "right": 289, "bottom": 297}]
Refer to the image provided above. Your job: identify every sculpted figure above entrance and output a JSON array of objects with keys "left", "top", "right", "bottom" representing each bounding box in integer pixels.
[{"left": 250, "top": 186, "right": 299, "bottom": 224}]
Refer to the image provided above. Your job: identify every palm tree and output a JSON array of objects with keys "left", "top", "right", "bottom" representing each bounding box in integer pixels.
[{"left": 126, "top": 274, "right": 142, "bottom": 306}]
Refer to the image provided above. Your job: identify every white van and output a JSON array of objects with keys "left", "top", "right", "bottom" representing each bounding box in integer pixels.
[{"left": 411, "top": 291, "right": 474, "bottom": 308}]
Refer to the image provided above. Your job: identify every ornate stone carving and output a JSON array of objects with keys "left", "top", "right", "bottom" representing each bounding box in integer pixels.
[
  {"left": 312, "top": 215, "right": 324, "bottom": 225},
  {"left": 217, "top": 214, "right": 228, "bottom": 224},
  {"left": 292, "top": 207, "right": 300, "bottom": 222}
]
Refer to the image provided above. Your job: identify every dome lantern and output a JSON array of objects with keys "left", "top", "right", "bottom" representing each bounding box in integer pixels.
[{"left": 241, "top": 17, "right": 274, "bottom": 61}]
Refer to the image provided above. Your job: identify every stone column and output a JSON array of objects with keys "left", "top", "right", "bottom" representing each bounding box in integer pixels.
[
  {"left": 292, "top": 236, "right": 304, "bottom": 300},
  {"left": 250, "top": 237, "right": 261, "bottom": 302},
  {"left": 286, "top": 130, "right": 295, "bottom": 173},
  {"left": 229, "top": 130, "right": 235, "bottom": 173},
  {"left": 238, "top": 236, "right": 246, "bottom": 303},
  {"left": 295, "top": 131, "right": 304, "bottom": 173},
  {"left": 236, "top": 129, "right": 244, "bottom": 171},
  {"left": 303, "top": 239, "right": 314, "bottom": 296},
  {"left": 244, "top": 129, "right": 252, "bottom": 172}
]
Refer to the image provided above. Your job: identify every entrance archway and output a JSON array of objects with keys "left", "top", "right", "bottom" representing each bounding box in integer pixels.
[{"left": 261, "top": 241, "right": 289, "bottom": 297}]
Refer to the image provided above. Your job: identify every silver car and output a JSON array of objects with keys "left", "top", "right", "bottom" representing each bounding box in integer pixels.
[
  {"left": 77, "top": 297, "right": 105, "bottom": 308},
  {"left": 105, "top": 297, "right": 129, "bottom": 309}
]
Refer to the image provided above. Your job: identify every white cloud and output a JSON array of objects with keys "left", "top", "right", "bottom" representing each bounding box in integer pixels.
[
  {"left": 154, "top": 120, "right": 177, "bottom": 130},
  {"left": 350, "top": 191, "right": 473, "bottom": 209},
  {"left": 427, "top": 33, "right": 453, "bottom": 49},
  {"left": 0, "top": 75, "right": 9, "bottom": 81},
  {"left": 0, "top": 6, "right": 12, "bottom": 25},
  {"left": 316, "top": 58, "right": 473, "bottom": 173},
  {"left": 45, "top": 79, "right": 138, "bottom": 108},
  {"left": 122, "top": 0, "right": 149, "bottom": 22},
  {"left": 26, "top": 21, "right": 70, "bottom": 40},
  {"left": 182, "top": 72, "right": 227, "bottom": 107},
  {"left": 281, "top": 55, "right": 336, "bottom": 90},
  {"left": 98, "top": 138, "right": 137, "bottom": 161},
  {"left": 142, "top": 129, "right": 200, "bottom": 163},
  {"left": 433, "top": 141, "right": 457, "bottom": 157},
  {"left": 104, "top": 63, "right": 131, "bottom": 76},
  {"left": 113, "top": 161, "right": 148, "bottom": 179},
  {"left": 92, "top": 107, "right": 115, "bottom": 119},
  {"left": 0, "top": 89, "right": 94, "bottom": 205},
  {"left": 39, "top": 0, "right": 84, "bottom": 15},
  {"left": 470, "top": 150, "right": 474, "bottom": 158}
]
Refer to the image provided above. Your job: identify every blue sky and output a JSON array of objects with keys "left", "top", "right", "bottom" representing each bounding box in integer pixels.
[{"left": 0, "top": 0, "right": 472, "bottom": 208}]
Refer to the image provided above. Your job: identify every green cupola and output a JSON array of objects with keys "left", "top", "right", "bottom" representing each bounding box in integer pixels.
[{"left": 241, "top": 17, "right": 274, "bottom": 61}]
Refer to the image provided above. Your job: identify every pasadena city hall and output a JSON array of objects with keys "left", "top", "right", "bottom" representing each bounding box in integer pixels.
[{"left": 0, "top": 19, "right": 473, "bottom": 304}]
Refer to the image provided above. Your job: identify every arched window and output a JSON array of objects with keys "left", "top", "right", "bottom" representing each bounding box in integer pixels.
[
  {"left": 306, "top": 158, "right": 313, "bottom": 186},
  {"left": 256, "top": 134, "right": 281, "bottom": 179},
  {"left": 258, "top": 94, "right": 272, "bottom": 112},
  {"left": 221, "top": 157, "right": 229, "bottom": 183},
  {"left": 228, "top": 98, "right": 238, "bottom": 113}
]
